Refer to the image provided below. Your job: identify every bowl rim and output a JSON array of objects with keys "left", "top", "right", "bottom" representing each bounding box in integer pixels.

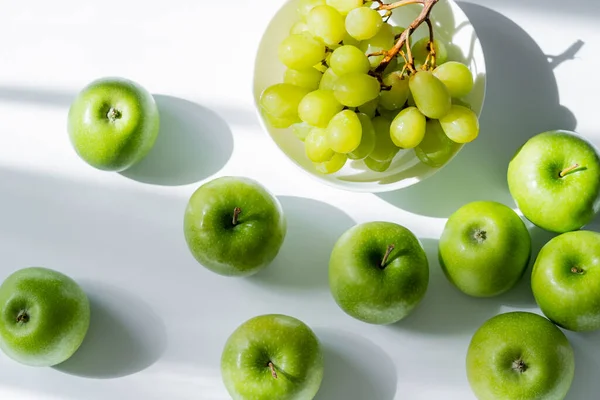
[{"left": 251, "top": 0, "right": 488, "bottom": 193}]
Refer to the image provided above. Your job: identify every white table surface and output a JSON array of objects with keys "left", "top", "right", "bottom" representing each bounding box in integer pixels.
[{"left": 1, "top": 0, "right": 599, "bottom": 399}]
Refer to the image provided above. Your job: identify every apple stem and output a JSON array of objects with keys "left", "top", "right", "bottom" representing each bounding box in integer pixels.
[
  {"left": 16, "top": 310, "right": 29, "bottom": 324},
  {"left": 559, "top": 163, "right": 580, "bottom": 177},
  {"left": 232, "top": 207, "right": 242, "bottom": 226},
  {"left": 571, "top": 266, "right": 585, "bottom": 275},
  {"left": 106, "top": 107, "right": 122, "bottom": 122},
  {"left": 512, "top": 359, "right": 527, "bottom": 373},
  {"left": 268, "top": 362, "right": 278, "bottom": 379},
  {"left": 381, "top": 244, "right": 395, "bottom": 268}
]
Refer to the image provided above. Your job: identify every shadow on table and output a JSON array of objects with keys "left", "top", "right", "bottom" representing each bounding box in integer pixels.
[
  {"left": 54, "top": 281, "right": 167, "bottom": 379},
  {"left": 249, "top": 196, "right": 355, "bottom": 291},
  {"left": 121, "top": 95, "right": 233, "bottom": 186},
  {"left": 313, "top": 328, "right": 398, "bottom": 400},
  {"left": 377, "top": 3, "right": 580, "bottom": 218}
]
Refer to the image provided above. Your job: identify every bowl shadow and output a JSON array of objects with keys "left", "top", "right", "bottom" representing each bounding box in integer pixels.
[
  {"left": 313, "top": 328, "right": 398, "bottom": 400},
  {"left": 53, "top": 281, "right": 167, "bottom": 379},
  {"left": 120, "top": 95, "right": 233, "bottom": 186},
  {"left": 391, "top": 238, "right": 500, "bottom": 336},
  {"left": 377, "top": 3, "right": 579, "bottom": 217},
  {"left": 249, "top": 196, "right": 355, "bottom": 291}
]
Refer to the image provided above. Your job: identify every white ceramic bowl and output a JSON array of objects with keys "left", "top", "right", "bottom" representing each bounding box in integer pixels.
[{"left": 253, "top": 0, "right": 487, "bottom": 193}]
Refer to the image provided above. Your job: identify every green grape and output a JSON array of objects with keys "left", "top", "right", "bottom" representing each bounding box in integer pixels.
[
  {"left": 314, "top": 152, "right": 348, "bottom": 174},
  {"left": 390, "top": 106, "right": 426, "bottom": 148},
  {"left": 408, "top": 70, "right": 451, "bottom": 119},
  {"left": 452, "top": 97, "right": 472, "bottom": 109},
  {"left": 345, "top": 7, "right": 383, "bottom": 41},
  {"left": 407, "top": 89, "right": 416, "bottom": 106},
  {"left": 260, "top": 83, "right": 311, "bottom": 126},
  {"left": 393, "top": 25, "right": 405, "bottom": 37},
  {"left": 439, "top": 105, "right": 480, "bottom": 143},
  {"left": 433, "top": 61, "right": 474, "bottom": 98},
  {"left": 298, "top": 0, "right": 326, "bottom": 18},
  {"left": 291, "top": 122, "right": 314, "bottom": 141},
  {"left": 357, "top": 97, "right": 379, "bottom": 119},
  {"left": 319, "top": 67, "right": 339, "bottom": 90},
  {"left": 364, "top": 156, "right": 392, "bottom": 172},
  {"left": 382, "top": 57, "right": 401, "bottom": 76},
  {"left": 290, "top": 21, "right": 309, "bottom": 35},
  {"left": 348, "top": 113, "right": 376, "bottom": 160},
  {"left": 330, "top": 45, "right": 370, "bottom": 76},
  {"left": 326, "top": 0, "right": 363, "bottom": 15},
  {"left": 264, "top": 113, "right": 299, "bottom": 129},
  {"left": 279, "top": 34, "right": 326, "bottom": 70},
  {"left": 284, "top": 68, "right": 323, "bottom": 91},
  {"left": 360, "top": 23, "right": 395, "bottom": 68},
  {"left": 307, "top": 5, "right": 346, "bottom": 46},
  {"left": 415, "top": 119, "right": 461, "bottom": 167},
  {"left": 370, "top": 116, "right": 399, "bottom": 161},
  {"left": 327, "top": 110, "right": 362, "bottom": 153},
  {"left": 334, "top": 73, "right": 381, "bottom": 107},
  {"left": 376, "top": 106, "right": 400, "bottom": 121},
  {"left": 314, "top": 62, "right": 328, "bottom": 73},
  {"left": 305, "top": 127, "right": 335, "bottom": 162},
  {"left": 379, "top": 72, "right": 409, "bottom": 110},
  {"left": 298, "top": 89, "right": 344, "bottom": 127},
  {"left": 412, "top": 37, "right": 448, "bottom": 66},
  {"left": 342, "top": 32, "right": 361, "bottom": 47}
]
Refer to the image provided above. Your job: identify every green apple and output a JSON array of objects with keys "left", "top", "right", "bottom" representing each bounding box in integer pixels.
[
  {"left": 328, "top": 221, "right": 429, "bottom": 325},
  {"left": 438, "top": 201, "right": 531, "bottom": 297},
  {"left": 184, "top": 176, "right": 286, "bottom": 277},
  {"left": 532, "top": 230, "right": 600, "bottom": 331},
  {"left": 466, "top": 311, "right": 575, "bottom": 400},
  {"left": 0, "top": 267, "right": 90, "bottom": 367},
  {"left": 68, "top": 76, "right": 160, "bottom": 172},
  {"left": 221, "top": 314, "right": 324, "bottom": 400},
  {"left": 508, "top": 130, "right": 600, "bottom": 233}
]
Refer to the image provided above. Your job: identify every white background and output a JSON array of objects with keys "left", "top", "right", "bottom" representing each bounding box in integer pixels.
[{"left": 1, "top": 0, "right": 599, "bottom": 399}]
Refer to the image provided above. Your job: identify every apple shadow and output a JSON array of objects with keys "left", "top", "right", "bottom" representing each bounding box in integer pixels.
[
  {"left": 53, "top": 281, "right": 167, "bottom": 379},
  {"left": 376, "top": 3, "right": 579, "bottom": 218},
  {"left": 496, "top": 224, "right": 557, "bottom": 309},
  {"left": 120, "top": 95, "right": 233, "bottom": 186},
  {"left": 564, "top": 330, "right": 600, "bottom": 400},
  {"left": 249, "top": 196, "right": 355, "bottom": 291},
  {"left": 313, "top": 328, "right": 398, "bottom": 400},
  {"left": 391, "top": 238, "right": 499, "bottom": 335}
]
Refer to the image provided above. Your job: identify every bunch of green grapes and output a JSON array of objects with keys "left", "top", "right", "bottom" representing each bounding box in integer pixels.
[{"left": 258, "top": 0, "right": 480, "bottom": 175}]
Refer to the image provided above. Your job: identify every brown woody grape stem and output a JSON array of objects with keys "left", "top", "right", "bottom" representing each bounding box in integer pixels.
[
  {"left": 375, "top": 0, "right": 440, "bottom": 75},
  {"left": 268, "top": 362, "right": 278, "bottom": 379},
  {"left": 232, "top": 207, "right": 242, "bottom": 225},
  {"left": 381, "top": 244, "right": 395, "bottom": 268}
]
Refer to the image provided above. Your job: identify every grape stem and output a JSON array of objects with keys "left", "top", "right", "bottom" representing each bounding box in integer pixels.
[
  {"left": 377, "top": 0, "right": 425, "bottom": 10},
  {"left": 375, "top": 0, "right": 440, "bottom": 75}
]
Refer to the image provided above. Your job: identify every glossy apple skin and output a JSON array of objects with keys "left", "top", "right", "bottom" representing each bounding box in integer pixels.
[
  {"left": 184, "top": 176, "right": 286, "bottom": 277},
  {"left": 0, "top": 267, "right": 90, "bottom": 367},
  {"left": 508, "top": 130, "right": 600, "bottom": 233},
  {"left": 532, "top": 230, "right": 600, "bottom": 331},
  {"left": 438, "top": 201, "right": 532, "bottom": 297},
  {"left": 329, "top": 221, "right": 429, "bottom": 325},
  {"left": 220, "top": 314, "right": 324, "bottom": 400},
  {"left": 467, "top": 311, "right": 574, "bottom": 400},
  {"left": 68, "top": 76, "right": 160, "bottom": 172}
]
